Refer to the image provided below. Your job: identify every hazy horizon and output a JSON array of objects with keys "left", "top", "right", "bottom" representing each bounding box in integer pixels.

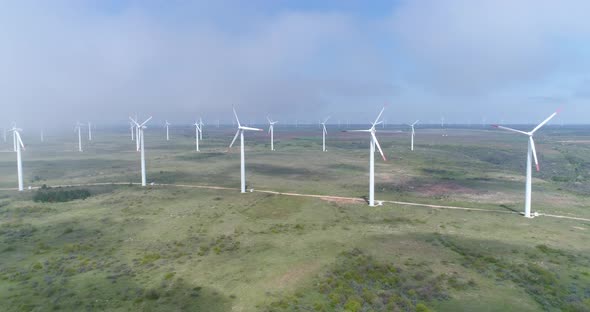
[{"left": 2, "top": 1, "right": 589, "bottom": 127}]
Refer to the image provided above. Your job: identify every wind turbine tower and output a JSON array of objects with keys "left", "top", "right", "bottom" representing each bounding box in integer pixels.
[
  {"left": 267, "top": 116, "right": 278, "bottom": 151},
  {"left": 130, "top": 116, "right": 152, "bottom": 186},
  {"left": 321, "top": 117, "right": 330, "bottom": 152},
  {"left": 344, "top": 108, "right": 387, "bottom": 206},
  {"left": 194, "top": 121, "right": 201, "bottom": 152},
  {"left": 75, "top": 122, "right": 83, "bottom": 152},
  {"left": 409, "top": 120, "right": 419, "bottom": 151},
  {"left": 229, "top": 107, "right": 263, "bottom": 193},
  {"left": 10, "top": 127, "right": 25, "bottom": 191},
  {"left": 492, "top": 109, "right": 560, "bottom": 218},
  {"left": 165, "top": 120, "right": 171, "bottom": 141}
]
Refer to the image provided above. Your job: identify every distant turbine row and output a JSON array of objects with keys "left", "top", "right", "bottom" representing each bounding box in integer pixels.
[{"left": 4, "top": 108, "right": 560, "bottom": 218}]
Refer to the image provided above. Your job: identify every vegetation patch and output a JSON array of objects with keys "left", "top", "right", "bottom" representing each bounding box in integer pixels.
[
  {"left": 434, "top": 234, "right": 590, "bottom": 311},
  {"left": 33, "top": 185, "right": 91, "bottom": 203},
  {"left": 265, "top": 248, "right": 465, "bottom": 311}
]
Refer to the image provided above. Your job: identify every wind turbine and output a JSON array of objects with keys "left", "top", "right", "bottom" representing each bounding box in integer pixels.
[
  {"left": 134, "top": 120, "right": 141, "bottom": 152},
  {"left": 11, "top": 123, "right": 17, "bottom": 151},
  {"left": 229, "top": 107, "right": 263, "bottom": 193},
  {"left": 492, "top": 109, "right": 560, "bottom": 218},
  {"left": 344, "top": 107, "right": 387, "bottom": 206},
  {"left": 40, "top": 129, "right": 44, "bottom": 142},
  {"left": 88, "top": 122, "right": 92, "bottom": 141},
  {"left": 267, "top": 116, "right": 278, "bottom": 151},
  {"left": 129, "top": 121, "right": 135, "bottom": 141},
  {"left": 321, "top": 116, "right": 330, "bottom": 152},
  {"left": 409, "top": 120, "right": 419, "bottom": 151},
  {"left": 199, "top": 118, "right": 204, "bottom": 140},
  {"left": 165, "top": 120, "right": 171, "bottom": 141},
  {"left": 10, "top": 126, "right": 25, "bottom": 191},
  {"left": 130, "top": 116, "right": 152, "bottom": 186},
  {"left": 75, "top": 122, "right": 83, "bottom": 152},
  {"left": 194, "top": 121, "right": 201, "bottom": 152}
]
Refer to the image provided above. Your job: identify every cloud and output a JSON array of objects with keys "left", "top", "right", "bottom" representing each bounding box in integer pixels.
[
  {"left": 389, "top": 0, "right": 590, "bottom": 96},
  {"left": 0, "top": 2, "right": 393, "bottom": 126}
]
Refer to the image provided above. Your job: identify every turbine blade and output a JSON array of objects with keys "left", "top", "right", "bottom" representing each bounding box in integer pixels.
[
  {"left": 412, "top": 120, "right": 420, "bottom": 126},
  {"left": 373, "top": 107, "right": 385, "bottom": 125},
  {"left": 492, "top": 125, "right": 529, "bottom": 135},
  {"left": 16, "top": 132, "right": 25, "bottom": 149},
  {"left": 531, "top": 110, "right": 560, "bottom": 134},
  {"left": 129, "top": 117, "right": 139, "bottom": 126},
  {"left": 241, "top": 126, "right": 263, "bottom": 131},
  {"left": 267, "top": 116, "right": 272, "bottom": 124},
  {"left": 372, "top": 132, "right": 387, "bottom": 161},
  {"left": 233, "top": 107, "right": 241, "bottom": 127},
  {"left": 323, "top": 125, "right": 327, "bottom": 135},
  {"left": 323, "top": 116, "right": 331, "bottom": 123},
  {"left": 229, "top": 129, "right": 240, "bottom": 148},
  {"left": 530, "top": 137, "right": 540, "bottom": 171},
  {"left": 139, "top": 116, "right": 153, "bottom": 127}
]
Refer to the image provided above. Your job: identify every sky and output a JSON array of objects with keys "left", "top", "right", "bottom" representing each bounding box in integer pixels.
[{"left": 1, "top": 0, "right": 589, "bottom": 127}]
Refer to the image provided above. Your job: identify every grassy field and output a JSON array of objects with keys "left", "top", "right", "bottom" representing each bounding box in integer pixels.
[{"left": 0, "top": 124, "right": 589, "bottom": 311}]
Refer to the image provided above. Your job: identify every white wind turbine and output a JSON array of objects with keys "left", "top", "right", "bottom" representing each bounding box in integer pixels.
[
  {"left": 321, "top": 116, "right": 330, "bottom": 152},
  {"left": 11, "top": 123, "right": 17, "bottom": 151},
  {"left": 199, "top": 117, "right": 204, "bottom": 140},
  {"left": 129, "top": 121, "right": 135, "bottom": 141},
  {"left": 130, "top": 116, "right": 152, "bottom": 186},
  {"left": 135, "top": 121, "right": 141, "bottom": 151},
  {"left": 10, "top": 126, "right": 25, "bottom": 191},
  {"left": 344, "top": 108, "right": 387, "bottom": 206},
  {"left": 409, "top": 120, "right": 419, "bottom": 151},
  {"left": 88, "top": 122, "right": 92, "bottom": 141},
  {"left": 165, "top": 120, "right": 171, "bottom": 141},
  {"left": 267, "top": 116, "right": 278, "bottom": 151},
  {"left": 40, "top": 129, "right": 44, "bottom": 142},
  {"left": 492, "top": 109, "right": 560, "bottom": 218},
  {"left": 75, "top": 122, "right": 83, "bottom": 152},
  {"left": 229, "top": 107, "right": 263, "bottom": 193},
  {"left": 194, "top": 121, "right": 201, "bottom": 152}
]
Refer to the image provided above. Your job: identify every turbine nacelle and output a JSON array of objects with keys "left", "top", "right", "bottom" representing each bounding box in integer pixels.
[
  {"left": 491, "top": 109, "right": 559, "bottom": 173},
  {"left": 229, "top": 108, "right": 263, "bottom": 149}
]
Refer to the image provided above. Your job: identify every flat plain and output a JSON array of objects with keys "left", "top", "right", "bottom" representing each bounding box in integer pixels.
[{"left": 0, "top": 124, "right": 589, "bottom": 311}]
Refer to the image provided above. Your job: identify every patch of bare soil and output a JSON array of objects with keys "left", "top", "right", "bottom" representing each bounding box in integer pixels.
[
  {"left": 273, "top": 262, "right": 322, "bottom": 289},
  {"left": 415, "top": 182, "right": 480, "bottom": 197},
  {"left": 320, "top": 196, "right": 363, "bottom": 205}
]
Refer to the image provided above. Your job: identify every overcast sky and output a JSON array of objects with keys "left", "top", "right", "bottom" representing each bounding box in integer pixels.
[{"left": 2, "top": 0, "right": 589, "bottom": 127}]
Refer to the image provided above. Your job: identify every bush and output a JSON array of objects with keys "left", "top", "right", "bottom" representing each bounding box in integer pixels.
[
  {"left": 265, "top": 249, "right": 452, "bottom": 311},
  {"left": 416, "top": 303, "right": 433, "bottom": 312},
  {"left": 33, "top": 187, "right": 91, "bottom": 203}
]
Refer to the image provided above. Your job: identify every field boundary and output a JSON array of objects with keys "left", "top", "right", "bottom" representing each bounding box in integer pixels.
[{"left": 1, "top": 182, "right": 589, "bottom": 223}]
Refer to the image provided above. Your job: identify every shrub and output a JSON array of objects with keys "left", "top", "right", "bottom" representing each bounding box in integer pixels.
[
  {"left": 145, "top": 289, "right": 160, "bottom": 300},
  {"left": 416, "top": 303, "right": 432, "bottom": 312},
  {"left": 343, "top": 298, "right": 362, "bottom": 312},
  {"left": 33, "top": 187, "right": 91, "bottom": 203}
]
